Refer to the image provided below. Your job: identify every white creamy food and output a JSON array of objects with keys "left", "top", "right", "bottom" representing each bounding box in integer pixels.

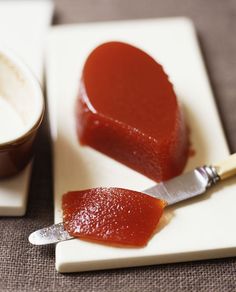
[{"left": 0, "top": 95, "right": 25, "bottom": 143}]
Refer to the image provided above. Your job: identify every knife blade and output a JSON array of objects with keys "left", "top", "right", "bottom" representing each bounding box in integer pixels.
[
  {"left": 29, "top": 164, "right": 222, "bottom": 245},
  {"left": 28, "top": 222, "right": 73, "bottom": 245}
]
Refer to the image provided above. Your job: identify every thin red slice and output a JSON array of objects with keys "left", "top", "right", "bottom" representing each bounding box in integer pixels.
[
  {"left": 76, "top": 41, "right": 189, "bottom": 182},
  {"left": 62, "top": 188, "right": 166, "bottom": 247}
]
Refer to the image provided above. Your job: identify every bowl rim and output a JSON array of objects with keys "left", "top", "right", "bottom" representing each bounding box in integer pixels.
[{"left": 0, "top": 46, "right": 45, "bottom": 149}]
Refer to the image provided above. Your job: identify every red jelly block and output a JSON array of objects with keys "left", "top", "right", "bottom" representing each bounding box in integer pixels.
[
  {"left": 76, "top": 42, "right": 189, "bottom": 182},
  {"left": 62, "top": 188, "right": 166, "bottom": 247}
]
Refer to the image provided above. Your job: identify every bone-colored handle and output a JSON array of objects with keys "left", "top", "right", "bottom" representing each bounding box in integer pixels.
[{"left": 214, "top": 153, "right": 236, "bottom": 180}]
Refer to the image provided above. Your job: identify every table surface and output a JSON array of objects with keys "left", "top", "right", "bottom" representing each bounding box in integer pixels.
[{"left": 1, "top": 0, "right": 236, "bottom": 291}]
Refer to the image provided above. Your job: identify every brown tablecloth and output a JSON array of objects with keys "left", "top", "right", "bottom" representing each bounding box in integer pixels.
[{"left": 1, "top": 0, "right": 236, "bottom": 291}]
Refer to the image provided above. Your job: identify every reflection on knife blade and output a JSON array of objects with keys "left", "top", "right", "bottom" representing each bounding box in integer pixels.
[{"left": 29, "top": 222, "right": 73, "bottom": 245}]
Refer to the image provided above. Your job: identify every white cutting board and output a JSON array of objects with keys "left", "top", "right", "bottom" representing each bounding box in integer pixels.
[
  {"left": 0, "top": 0, "right": 53, "bottom": 216},
  {"left": 46, "top": 18, "right": 236, "bottom": 273}
]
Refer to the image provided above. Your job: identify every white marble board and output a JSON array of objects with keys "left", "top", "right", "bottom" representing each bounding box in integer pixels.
[
  {"left": 46, "top": 18, "right": 236, "bottom": 273},
  {"left": 0, "top": 0, "right": 53, "bottom": 216}
]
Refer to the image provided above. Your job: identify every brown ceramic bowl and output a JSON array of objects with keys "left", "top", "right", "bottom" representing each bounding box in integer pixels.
[{"left": 0, "top": 47, "right": 44, "bottom": 178}]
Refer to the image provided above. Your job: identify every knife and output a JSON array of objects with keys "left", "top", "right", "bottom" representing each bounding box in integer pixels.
[{"left": 29, "top": 153, "right": 236, "bottom": 245}]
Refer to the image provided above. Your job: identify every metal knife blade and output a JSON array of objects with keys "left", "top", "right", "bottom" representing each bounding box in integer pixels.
[
  {"left": 28, "top": 165, "right": 220, "bottom": 245},
  {"left": 144, "top": 166, "right": 217, "bottom": 205},
  {"left": 28, "top": 222, "right": 73, "bottom": 245}
]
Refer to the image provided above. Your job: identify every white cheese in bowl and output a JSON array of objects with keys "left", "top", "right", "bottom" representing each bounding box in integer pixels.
[{"left": 0, "top": 95, "right": 25, "bottom": 143}]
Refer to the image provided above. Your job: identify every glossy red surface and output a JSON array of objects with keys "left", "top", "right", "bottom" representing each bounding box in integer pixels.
[
  {"left": 76, "top": 42, "right": 189, "bottom": 181},
  {"left": 62, "top": 188, "right": 166, "bottom": 247}
]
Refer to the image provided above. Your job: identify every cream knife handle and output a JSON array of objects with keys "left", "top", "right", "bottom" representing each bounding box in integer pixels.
[{"left": 214, "top": 153, "right": 236, "bottom": 180}]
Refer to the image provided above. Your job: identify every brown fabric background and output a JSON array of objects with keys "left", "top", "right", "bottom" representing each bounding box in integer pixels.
[{"left": 1, "top": 0, "right": 236, "bottom": 291}]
